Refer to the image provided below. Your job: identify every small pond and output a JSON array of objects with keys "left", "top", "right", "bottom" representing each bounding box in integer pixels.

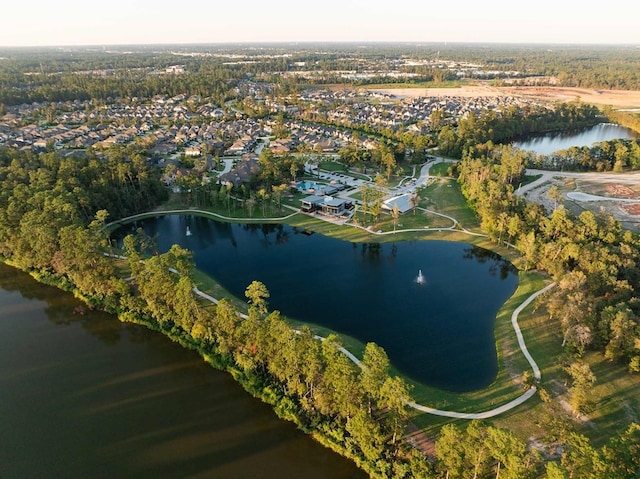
[{"left": 114, "top": 216, "right": 519, "bottom": 392}]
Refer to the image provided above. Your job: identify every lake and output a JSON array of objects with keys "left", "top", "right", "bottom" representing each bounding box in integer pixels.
[
  {"left": 115, "top": 217, "right": 519, "bottom": 392},
  {"left": 513, "top": 122, "right": 638, "bottom": 155},
  {"left": 0, "top": 262, "right": 367, "bottom": 479}
]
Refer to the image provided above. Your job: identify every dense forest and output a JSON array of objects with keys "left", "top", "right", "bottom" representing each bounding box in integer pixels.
[
  {"left": 436, "top": 102, "right": 604, "bottom": 158},
  {"left": 1, "top": 43, "right": 640, "bottom": 107}
]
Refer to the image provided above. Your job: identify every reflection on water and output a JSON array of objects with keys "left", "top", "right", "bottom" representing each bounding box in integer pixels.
[
  {"left": 463, "top": 245, "right": 515, "bottom": 280},
  {"left": 513, "top": 123, "right": 638, "bottom": 155},
  {"left": 114, "top": 216, "right": 518, "bottom": 392},
  {"left": 0, "top": 263, "right": 366, "bottom": 479}
]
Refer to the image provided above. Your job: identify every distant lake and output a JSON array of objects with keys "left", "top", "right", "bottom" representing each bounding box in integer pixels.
[
  {"left": 513, "top": 123, "right": 638, "bottom": 155},
  {"left": 0, "top": 262, "right": 366, "bottom": 479},
  {"left": 114, "top": 216, "right": 518, "bottom": 392}
]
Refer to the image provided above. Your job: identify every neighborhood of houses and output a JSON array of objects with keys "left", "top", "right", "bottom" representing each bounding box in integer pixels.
[{"left": 0, "top": 79, "right": 545, "bottom": 218}]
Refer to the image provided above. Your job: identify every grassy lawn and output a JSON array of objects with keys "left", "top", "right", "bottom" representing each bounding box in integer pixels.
[
  {"left": 428, "top": 162, "right": 454, "bottom": 177},
  {"left": 521, "top": 173, "right": 543, "bottom": 187},
  {"left": 319, "top": 160, "right": 348, "bottom": 172},
  {"left": 577, "top": 352, "right": 640, "bottom": 447},
  {"left": 421, "top": 177, "right": 482, "bottom": 232}
]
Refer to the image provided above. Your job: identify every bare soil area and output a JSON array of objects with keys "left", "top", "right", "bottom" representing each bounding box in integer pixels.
[
  {"left": 522, "top": 176, "right": 640, "bottom": 232},
  {"left": 366, "top": 84, "right": 640, "bottom": 109},
  {"left": 405, "top": 422, "right": 436, "bottom": 457},
  {"left": 499, "top": 86, "right": 640, "bottom": 109},
  {"left": 367, "top": 85, "right": 503, "bottom": 99}
]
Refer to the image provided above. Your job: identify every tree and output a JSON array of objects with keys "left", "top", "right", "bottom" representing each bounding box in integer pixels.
[
  {"left": 360, "top": 342, "right": 390, "bottom": 415},
  {"left": 601, "top": 422, "right": 640, "bottom": 478},
  {"left": 391, "top": 203, "right": 400, "bottom": 232},
  {"left": 346, "top": 410, "right": 385, "bottom": 463},
  {"left": 603, "top": 306, "right": 638, "bottom": 362},
  {"left": 565, "top": 361, "right": 596, "bottom": 415},
  {"left": 315, "top": 335, "right": 362, "bottom": 420},
  {"left": 378, "top": 376, "right": 412, "bottom": 446},
  {"left": 545, "top": 462, "right": 569, "bottom": 479},
  {"left": 561, "top": 433, "right": 606, "bottom": 479},
  {"left": 547, "top": 184, "right": 563, "bottom": 211},
  {"left": 245, "top": 196, "right": 256, "bottom": 218},
  {"left": 212, "top": 299, "right": 242, "bottom": 355},
  {"left": 271, "top": 184, "right": 287, "bottom": 212},
  {"left": 436, "top": 424, "right": 466, "bottom": 479},
  {"left": 409, "top": 191, "right": 420, "bottom": 215},
  {"left": 485, "top": 426, "right": 528, "bottom": 479},
  {"left": 463, "top": 422, "right": 490, "bottom": 479},
  {"left": 245, "top": 280, "right": 270, "bottom": 318}
]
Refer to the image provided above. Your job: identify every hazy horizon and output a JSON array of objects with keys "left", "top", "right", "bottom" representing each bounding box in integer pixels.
[{"left": 2, "top": 0, "right": 639, "bottom": 48}]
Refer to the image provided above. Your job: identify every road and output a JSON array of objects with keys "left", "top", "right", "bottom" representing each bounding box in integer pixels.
[{"left": 516, "top": 168, "right": 640, "bottom": 196}]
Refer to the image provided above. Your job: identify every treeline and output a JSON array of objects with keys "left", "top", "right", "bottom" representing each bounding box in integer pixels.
[
  {"left": 0, "top": 62, "right": 239, "bottom": 106},
  {"left": 437, "top": 420, "right": 640, "bottom": 479},
  {"left": 0, "top": 149, "right": 167, "bottom": 288},
  {"left": 437, "top": 103, "right": 602, "bottom": 158},
  {"left": 530, "top": 138, "right": 640, "bottom": 171},
  {"left": 455, "top": 143, "right": 640, "bottom": 376},
  {"left": 0, "top": 146, "right": 167, "bottom": 222},
  {"left": 451, "top": 143, "right": 640, "bottom": 476},
  {"left": 604, "top": 108, "right": 640, "bottom": 134},
  {"left": 437, "top": 102, "right": 640, "bottom": 173}
]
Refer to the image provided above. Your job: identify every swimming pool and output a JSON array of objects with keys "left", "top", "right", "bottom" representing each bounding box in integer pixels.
[{"left": 297, "top": 180, "right": 321, "bottom": 192}]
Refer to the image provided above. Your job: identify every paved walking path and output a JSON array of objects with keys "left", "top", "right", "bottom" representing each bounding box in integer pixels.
[
  {"left": 404, "top": 282, "right": 555, "bottom": 419},
  {"left": 114, "top": 250, "right": 554, "bottom": 420},
  {"left": 191, "top": 281, "right": 556, "bottom": 419}
]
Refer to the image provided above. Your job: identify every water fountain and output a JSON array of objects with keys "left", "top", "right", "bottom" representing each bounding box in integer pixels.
[
  {"left": 186, "top": 226, "right": 192, "bottom": 236},
  {"left": 416, "top": 269, "right": 425, "bottom": 285}
]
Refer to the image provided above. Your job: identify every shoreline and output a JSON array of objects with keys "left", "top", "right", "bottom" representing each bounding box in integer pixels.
[{"left": 108, "top": 208, "right": 546, "bottom": 417}]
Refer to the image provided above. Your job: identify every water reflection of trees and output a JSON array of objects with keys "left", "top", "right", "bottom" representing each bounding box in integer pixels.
[
  {"left": 0, "top": 263, "right": 123, "bottom": 345},
  {"left": 241, "top": 223, "right": 289, "bottom": 248},
  {"left": 462, "top": 246, "right": 516, "bottom": 280}
]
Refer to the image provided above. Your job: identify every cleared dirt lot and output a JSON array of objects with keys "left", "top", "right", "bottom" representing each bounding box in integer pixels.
[
  {"left": 522, "top": 173, "right": 640, "bottom": 232},
  {"left": 367, "top": 85, "right": 640, "bottom": 110},
  {"left": 497, "top": 86, "right": 640, "bottom": 110}
]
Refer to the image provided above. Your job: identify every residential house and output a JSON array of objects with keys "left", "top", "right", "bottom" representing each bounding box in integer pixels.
[{"left": 218, "top": 154, "right": 261, "bottom": 189}]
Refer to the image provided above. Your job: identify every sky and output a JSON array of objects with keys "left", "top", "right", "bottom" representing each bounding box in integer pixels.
[{"left": 2, "top": 0, "right": 639, "bottom": 47}]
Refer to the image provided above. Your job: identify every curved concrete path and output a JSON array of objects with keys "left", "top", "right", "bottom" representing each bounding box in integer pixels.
[
  {"left": 406, "top": 282, "right": 555, "bottom": 419},
  {"left": 107, "top": 208, "right": 299, "bottom": 229},
  {"left": 515, "top": 169, "right": 640, "bottom": 197},
  {"left": 191, "top": 281, "right": 556, "bottom": 419}
]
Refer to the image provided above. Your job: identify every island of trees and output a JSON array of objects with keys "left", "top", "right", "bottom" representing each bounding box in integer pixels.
[{"left": 1, "top": 43, "right": 640, "bottom": 478}]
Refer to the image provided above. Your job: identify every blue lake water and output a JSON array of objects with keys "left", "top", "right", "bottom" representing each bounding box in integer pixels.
[
  {"left": 115, "top": 216, "right": 519, "bottom": 392},
  {"left": 513, "top": 122, "right": 638, "bottom": 155}
]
